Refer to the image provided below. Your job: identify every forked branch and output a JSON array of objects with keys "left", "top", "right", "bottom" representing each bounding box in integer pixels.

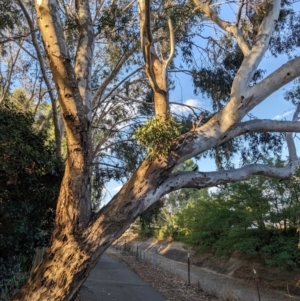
[
  {"left": 193, "top": 0, "right": 250, "bottom": 56},
  {"left": 231, "top": 0, "right": 281, "bottom": 90},
  {"left": 138, "top": 0, "right": 172, "bottom": 119},
  {"left": 138, "top": 0, "right": 163, "bottom": 94}
]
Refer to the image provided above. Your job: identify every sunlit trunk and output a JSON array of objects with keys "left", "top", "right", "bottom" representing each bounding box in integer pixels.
[{"left": 12, "top": 157, "right": 174, "bottom": 301}]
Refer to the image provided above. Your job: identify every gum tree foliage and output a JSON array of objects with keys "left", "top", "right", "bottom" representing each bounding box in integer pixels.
[
  {"left": 0, "top": 104, "right": 62, "bottom": 294},
  {"left": 0, "top": 0, "right": 20, "bottom": 32},
  {"left": 0, "top": 0, "right": 299, "bottom": 299}
]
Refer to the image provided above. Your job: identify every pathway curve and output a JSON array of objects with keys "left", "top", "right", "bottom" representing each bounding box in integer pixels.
[{"left": 79, "top": 253, "right": 166, "bottom": 301}]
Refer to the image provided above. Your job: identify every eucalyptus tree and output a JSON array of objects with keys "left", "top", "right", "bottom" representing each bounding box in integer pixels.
[{"left": 7, "top": 0, "right": 300, "bottom": 300}]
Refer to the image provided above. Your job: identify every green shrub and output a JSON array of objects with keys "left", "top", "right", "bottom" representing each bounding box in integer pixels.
[
  {"left": 261, "top": 234, "right": 300, "bottom": 270},
  {"left": 0, "top": 106, "right": 63, "bottom": 296},
  {"left": 174, "top": 175, "right": 300, "bottom": 269}
]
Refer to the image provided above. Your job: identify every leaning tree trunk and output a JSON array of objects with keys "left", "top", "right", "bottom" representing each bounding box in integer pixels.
[
  {"left": 12, "top": 156, "right": 174, "bottom": 301},
  {"left": 13, "top": 1, "right": 176, "bottom": 297}
]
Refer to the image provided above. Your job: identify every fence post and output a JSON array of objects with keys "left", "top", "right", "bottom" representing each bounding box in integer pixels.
[
  {"left": 187, "top": 252, "right": 191, "bottom": 286},
  {"left": 153, "top": 251, "right": 156, "bottom": 269},
  {"left": 136, "top": 246, "right": 139, "bottom": 260},
  {"left": 253, "top": 268, "right": 261, "bottom": 301}
]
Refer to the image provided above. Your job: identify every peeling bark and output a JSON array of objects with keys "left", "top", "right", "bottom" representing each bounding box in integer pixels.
[{"left": 13, "top": 156, "right": 174, "bottom": 301}]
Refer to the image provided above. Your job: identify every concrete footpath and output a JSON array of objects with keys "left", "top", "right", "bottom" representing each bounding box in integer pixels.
[{"left": 79, "top": 253, "right": 166, "bottom": 301}]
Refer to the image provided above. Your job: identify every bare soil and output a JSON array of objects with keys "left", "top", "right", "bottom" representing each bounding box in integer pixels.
[
  {"left": 191, "top": 251, "right": 300, "bottom": 296},
  {"left": 107, "top": 248, "right": 220, "bottom": 301}
]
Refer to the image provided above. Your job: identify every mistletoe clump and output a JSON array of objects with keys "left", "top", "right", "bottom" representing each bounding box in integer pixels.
[{"left": 133, "top": 113, "right": 182, "bottom": 160}]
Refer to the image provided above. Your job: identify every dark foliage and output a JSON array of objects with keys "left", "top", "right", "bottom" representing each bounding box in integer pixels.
[
  {"left": 0, "top": 106, "right": 63, "bottom": 294},
  {"left": 0, "top": 1, "right": 20, "bottom": 31},
  {"left": 139, "top": 200, "right": 164, "bottom": 237}
]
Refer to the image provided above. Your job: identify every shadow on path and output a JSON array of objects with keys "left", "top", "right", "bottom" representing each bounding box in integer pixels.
[{"left": 79, "top": 253, "right": 166, "bottom": 301}]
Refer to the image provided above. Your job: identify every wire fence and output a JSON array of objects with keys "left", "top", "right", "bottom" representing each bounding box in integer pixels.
[
  {"left": 111, "top": 239, "right": 300, "bottom": 301},
  {"left": 113, "top": 239, "right": 194, "bottom": 287}
]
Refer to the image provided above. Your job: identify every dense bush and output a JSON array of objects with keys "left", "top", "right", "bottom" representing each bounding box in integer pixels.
[
  {"left": 0, "top": 106, "right": 62, "bottom": 297},
  {"left": 176, "top": 174, "right": 300, "bottom": 269}
]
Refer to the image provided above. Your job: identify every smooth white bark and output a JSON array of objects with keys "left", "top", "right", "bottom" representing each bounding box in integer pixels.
[
  {"left": 193, "top": 0, "right": 250, "bottom": 56},
  {"left": 246, "top": 56, "right": 300, "bottom": 113},
  {"left": 164, "top": 162, "right": 300, "bottom": 192}
]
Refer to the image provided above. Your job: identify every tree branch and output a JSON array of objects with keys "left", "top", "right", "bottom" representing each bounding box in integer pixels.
[
  {"left": 244, "top": 56, "right": 300, "bottom": 113},
  {"left": 18, "top": 0, "right": 62, "bottom": 158},
  {"left": 117, "top": 95, "right": 204, "bottom": 112},
  {"left": 0, "top": 32, "right": 34, "bottom": 44},
  {"left": 74, "top": 0, "right": 94, "bottom": 119},
  {"left": 173, "top": 118, "right": 300, "bottom": 166},
  {"left": 91, "top": 47, "right": 138, "bottom": 109},
  {"left": 230, "top": 119, "right": 300, "bottom": 139},
  {"left": 164, "top": 17, "right": 175, "bottom": 68},
  {"left": 138, "top": 0, "right": 163, "bottom": 94},
  {"left": 12, "top": 39, "right": 38, "bottom": 60},
  {"left": 92, "top": 0, "right": 105, "bottom": 24},
  {"left": 122, "top": 0, "right": 136, "bottom": 13},
  {"left": 193, "top": 0, "right": 250, "bottom": 56},
  {"left": 186, "top": 0, "right": 281, "bottom": 149},
  {"left": 163, "top": 162, "right": 300, "bottom": 192},
  {"left": 138, "top": 0, "right": 170, "bottom": 119},
  {"left": 232, "top": 0, "right": 281, "bottom": 91},
  {"left": 286, "top": 103, "right": 300, "bottom": 162},
  {"left": 0, "top": 43, "right": 22, "bottom": 102},
  {"left": 236, "top": 1, "right": 246, "bottom": 26}
]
